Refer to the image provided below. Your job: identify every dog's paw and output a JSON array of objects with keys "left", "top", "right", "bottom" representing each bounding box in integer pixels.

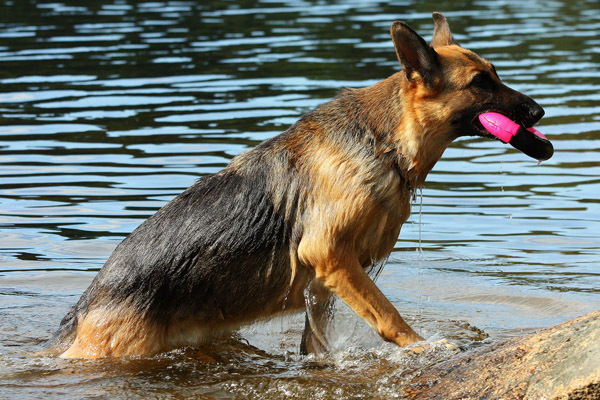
[
  {"left": 406, "top": 338, "right": 460, "bottom": 354},
  {"left": 406, "top": 342, "right": 428, "bottom": 354},
  {"left": 433, "top": 338, "right": 460, "bottom": 351}
]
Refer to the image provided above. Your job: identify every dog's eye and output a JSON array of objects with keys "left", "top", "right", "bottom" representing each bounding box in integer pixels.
[{"left": 466, "top": 71, "right": 496, "bottom": 91}]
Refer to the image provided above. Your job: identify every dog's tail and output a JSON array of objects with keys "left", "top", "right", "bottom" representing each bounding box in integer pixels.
[
  {"left": 45, "top": 306, "right": 79, "bottom": 354},
  {"left": 44, "top": 290, "right": 93, "bottom": 355}
]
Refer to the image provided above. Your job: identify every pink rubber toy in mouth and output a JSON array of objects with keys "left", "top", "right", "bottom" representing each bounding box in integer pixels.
[
  {"left": 478, "top": 112, "right": 548, "bottom": 142},
  {"left": 477, "top": 111, "right": 553, "bottom": 161},
  {"left": 525, "top": 125, "right": 548, "bottom": 140},
  {"left": 478, "top": 112, "right": 518, "bottom": 143}
]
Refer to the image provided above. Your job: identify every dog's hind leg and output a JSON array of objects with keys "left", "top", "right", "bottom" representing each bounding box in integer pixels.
[{"left": 300, "top": 279, "right": 334, "bottom": 355}]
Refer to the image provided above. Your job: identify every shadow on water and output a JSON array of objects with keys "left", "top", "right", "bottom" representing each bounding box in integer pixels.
[{"left": 0, "top": 0, "right": 599, "bottom": 398}]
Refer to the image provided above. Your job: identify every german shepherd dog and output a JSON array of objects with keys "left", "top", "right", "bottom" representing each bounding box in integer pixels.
[{"left": 48, "top": 13, "right": 553, "bottom": 358}]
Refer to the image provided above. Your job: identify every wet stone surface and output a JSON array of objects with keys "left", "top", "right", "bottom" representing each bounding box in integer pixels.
[{"left": 404, "top": 311, "right": 600, "bottom": 400}]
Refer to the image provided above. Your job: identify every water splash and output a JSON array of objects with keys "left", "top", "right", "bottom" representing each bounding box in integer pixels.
[
  {"left": 418, "top": 186, "right": 424, "bottom": 254},
  {"left": 366, "top": 256, "right": 388, "bottom": 283},
  {"left": 303, "top": 279, "right": 333, "bottom": 352},
  {"left": 417, "top": 187, "right": 424, "bottom": 315}
]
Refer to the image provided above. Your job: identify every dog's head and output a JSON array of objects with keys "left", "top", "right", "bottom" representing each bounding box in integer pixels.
[{"left": 390, "top": 13, "right": 553, "bottom": 161}]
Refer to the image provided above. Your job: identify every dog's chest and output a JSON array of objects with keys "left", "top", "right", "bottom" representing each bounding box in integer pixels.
[{"left": 358, "top": 171, "right": 412, "bottom": 264}]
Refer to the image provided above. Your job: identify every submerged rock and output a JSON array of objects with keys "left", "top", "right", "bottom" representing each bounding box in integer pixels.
[{"left": 403, "top": 311, "right": 600, "bottom": 400}]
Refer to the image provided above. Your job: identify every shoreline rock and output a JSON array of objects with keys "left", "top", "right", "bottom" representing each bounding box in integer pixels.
[{"left": 403, "top": 311, "right": 600, "bottom": 400}]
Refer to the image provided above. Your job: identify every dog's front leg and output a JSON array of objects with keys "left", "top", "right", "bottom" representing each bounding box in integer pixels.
[{"left": 316, "top": 256, "right": 424, "bottom": 347}]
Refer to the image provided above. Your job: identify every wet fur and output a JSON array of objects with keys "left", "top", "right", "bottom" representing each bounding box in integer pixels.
[{"left": 49, "top": 13, "right": 545, "bottom": 358}]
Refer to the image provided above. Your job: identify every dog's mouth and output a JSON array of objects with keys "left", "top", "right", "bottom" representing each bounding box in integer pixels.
[{"left": 475, "top": 112, "right": 554, "bottom": 161}]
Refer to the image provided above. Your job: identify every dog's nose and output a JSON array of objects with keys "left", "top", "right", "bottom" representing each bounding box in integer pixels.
[
  {"left": 517, "top": 99, "right": 545, "bottom": 127},
  {"left": 529, "top": 101, "right": 545, "bottom": 123}
]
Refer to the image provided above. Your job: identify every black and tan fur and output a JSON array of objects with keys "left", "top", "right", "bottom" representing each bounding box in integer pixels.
[{"left": 48, "top": 13, "right": 545, "bottom": 358}]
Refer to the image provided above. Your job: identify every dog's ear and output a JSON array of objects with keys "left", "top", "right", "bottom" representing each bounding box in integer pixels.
[
  {"left": 390, "top": 21, "right": 440, "bottom": 86},
  {"left": 431, "top": 12, "right": 459, "bottom": 48}
]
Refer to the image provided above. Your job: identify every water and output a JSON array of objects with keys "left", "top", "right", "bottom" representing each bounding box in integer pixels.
[{"left": 1, "top": 0, "right": 599, "bottom": 398}]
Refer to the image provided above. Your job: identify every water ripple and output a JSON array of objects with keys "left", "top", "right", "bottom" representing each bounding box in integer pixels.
[{"left": 0, "top": 0, "right": 599, "bottom": 398}]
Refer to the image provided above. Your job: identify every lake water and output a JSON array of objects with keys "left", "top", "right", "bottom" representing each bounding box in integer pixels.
[{"left": 0, "top": 0, "right": 599, "bottom": 398}]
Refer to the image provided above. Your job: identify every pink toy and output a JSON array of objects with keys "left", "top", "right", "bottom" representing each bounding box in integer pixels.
[{"left": 478, "top": 112, "right": 553, "bottom": 161}]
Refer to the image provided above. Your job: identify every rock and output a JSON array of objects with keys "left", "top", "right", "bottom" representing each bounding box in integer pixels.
[{"left": 403, "top": 311, "right": 600, "bottom": 400}]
